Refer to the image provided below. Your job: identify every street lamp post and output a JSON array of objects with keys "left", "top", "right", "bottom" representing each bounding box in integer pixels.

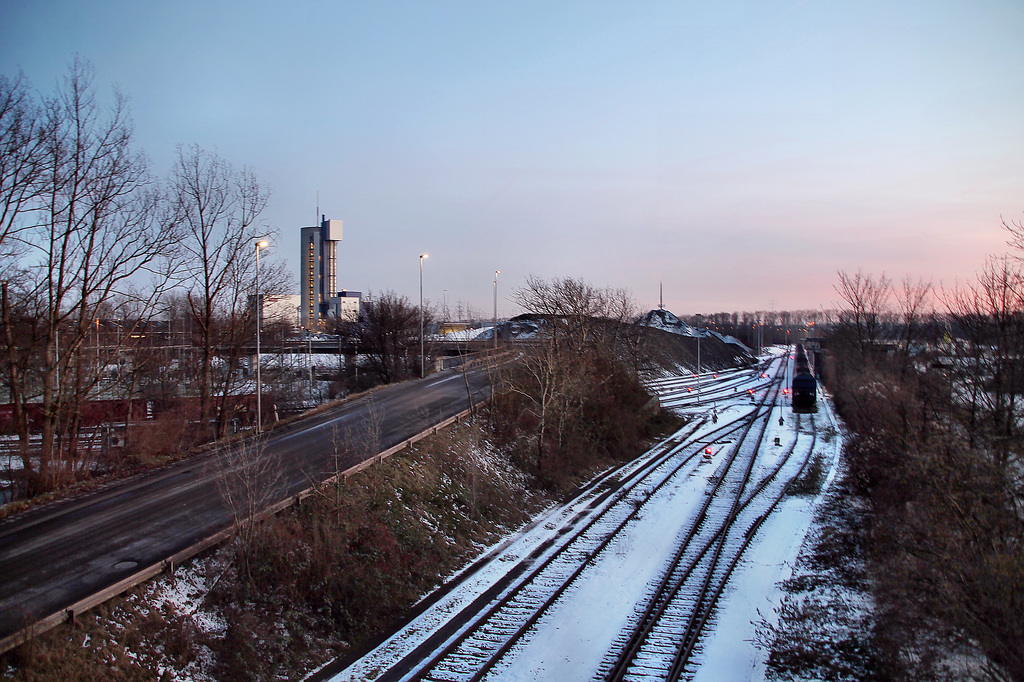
[
  {"left": 493, "top": 270, "right": 501, "bottom": 348},
  {"left": 420, "top": 253, "right": 428, "bottom": 378},
  {"left": 255, "top": 239, "right": 269, "bottom": 432}
]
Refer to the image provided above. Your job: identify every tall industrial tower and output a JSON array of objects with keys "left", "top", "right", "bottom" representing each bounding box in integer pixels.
[{"left": 300, "top": 216, "right": 343, "bottom": 329}]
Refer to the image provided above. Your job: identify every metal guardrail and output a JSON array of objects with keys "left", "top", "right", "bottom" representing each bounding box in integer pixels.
[{"left": 0, "top": 399, "right": 487, "bottom": 655}]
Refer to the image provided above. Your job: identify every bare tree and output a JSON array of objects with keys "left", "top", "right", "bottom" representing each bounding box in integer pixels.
[
  {"left": 170, "top": 144, "right": 272, "bottom": 439},
  {"left": 1001, "top": 212, "right": 1024, "bottom": 257},
  {"left": 359, "top": 290, "right": 431, "bottom": 384},
  {"left": 513, "top": 275, "right": 605, "bottom": 354},
  {"left": 498, "top": 276, "right": 647, "bottom": 478},
  {"left": 214, "top": 438, "right": 284, "bottom": 584},
  {"left": 0, "top": 61, "right": 176, "bottom": 492},
  {"left": 602, "top": 285, "right": 646, "bottom": 373},
  {"left": 828, "top": 256, "right": 1024, "bottom": 679},
  {"left": 0, "top": 71, "right": 42, "bottom": 262},
  {"left": 943, "top": 257, "right": 1024, "bottom": 464},
  {"left": 0, "top": 278, "right": 42, "bottom": 479},
  {"left": 502, "top": 337, "right": 587, "bottom": 470},
  {"left": 834, "top": 269, "right": 893, "bottom": 355},
  {"left": 893, "top": 276, "right": 934, "bottom": 374}
]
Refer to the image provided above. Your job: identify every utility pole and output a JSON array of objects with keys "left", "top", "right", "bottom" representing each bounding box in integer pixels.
[
  {"left": 696, "top": 313, "right": 702, "bottom": 406},
  {"left": 419, "top": 254, "right": 428, "bottom": 378},
  {"left": 493, "top": 270, "right": 501, "bottom": 349},
  {"left": 254, "top": 239, "right": 268, "bottom": 432}
]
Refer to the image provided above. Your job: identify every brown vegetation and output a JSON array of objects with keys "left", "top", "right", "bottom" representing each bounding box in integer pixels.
[
  {"left": 1, "top": 419, "right": 545, "bottom": 680},
  {"left": 347, "top": 289, "right": 433, "bottom": 385},
  {"left": 758, "top": 466, "right": 878, "bottom": 681},
  {"left": 0, "top": 63, "right": 292, "bottom": 502},
  {"left": 820, "top": 264, "right": 1024, "bottom": 680},
  {"left": 489, "top": 276, "right": 668, "bottom": 491}
]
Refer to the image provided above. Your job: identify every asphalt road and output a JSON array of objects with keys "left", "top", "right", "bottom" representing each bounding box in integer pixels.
[{"left": 0, "top": 367, "right": 491, "bottom": 644}]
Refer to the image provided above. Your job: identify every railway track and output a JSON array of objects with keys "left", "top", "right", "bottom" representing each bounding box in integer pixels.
[
  {"left": 370, "top": 356, "right": 802, "bottom": 682},
  {"left": 649, "top": 362, "right": 784, "bottom": 411},
  {"left": 600, "top": 407, "right": 818, "bottom": 681}
]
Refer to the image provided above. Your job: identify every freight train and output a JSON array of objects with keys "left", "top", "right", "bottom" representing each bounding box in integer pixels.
[{"left": 791, "top": 344, "right": 818, "bottom": 413}]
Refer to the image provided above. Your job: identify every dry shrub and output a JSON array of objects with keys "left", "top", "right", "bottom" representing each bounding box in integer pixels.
[
  {"left": 1, "top": 605, "right": 165, "bottom": 681},
  {"left": 193, "top": 420, "right": 541, "bottom": 679},
  {"left": 491, "top": 346, "right": 657, "bottom": 492},
  {"left": 758, "top": 475, "right": 879, "bottom": 681},
  {"left": 211, "top": 607, "right": 273, "bottom": 681},
  {"left": 122, "top": 411, "right": 192, "bottom": 463},
  {"left": 828, "top": 346, "right": 1024, "bottom": 680}
]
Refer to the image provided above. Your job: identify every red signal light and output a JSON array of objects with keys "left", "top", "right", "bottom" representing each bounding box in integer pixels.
[
  {"left": 704, "top": 447, "right": 713, "bottom": 455},
  {"left": 748, "top": 389, "right": 754, "bottom": 394}
]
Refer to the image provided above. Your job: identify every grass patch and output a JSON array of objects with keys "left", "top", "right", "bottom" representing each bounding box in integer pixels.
[
  {"left": 757, "top": 472, "right": 879, "bottom": 681},
  {"left": 787, "top": 454, "right": 826, "bottom": 497}
]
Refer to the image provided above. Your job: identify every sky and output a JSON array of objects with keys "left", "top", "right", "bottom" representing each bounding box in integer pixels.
[{"left": 3, "top": 0, "right": 1023, "bottom": 317}]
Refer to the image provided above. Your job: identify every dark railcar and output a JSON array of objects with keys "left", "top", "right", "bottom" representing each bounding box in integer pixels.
[
  {"left": 791, "top": 371, "right": 818, "bottom": 413},
  {"left": 794, "top": 344, "right": 810, "bottom": 374}
]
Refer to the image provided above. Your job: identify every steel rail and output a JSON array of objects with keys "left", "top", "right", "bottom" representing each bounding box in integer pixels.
[
  {"left": 398, "top": 397, "right": 773, "bottom": 681},
  {"left": 666, "top": 416, "right": 819, "bottom": 681},
  {"left": 602, "top": 360, "right": 788, "bottom": 681}
]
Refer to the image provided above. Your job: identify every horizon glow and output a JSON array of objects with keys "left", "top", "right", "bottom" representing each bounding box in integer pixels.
[{"left": 2, "top": 0, "right": 1022, "bottom": 317}]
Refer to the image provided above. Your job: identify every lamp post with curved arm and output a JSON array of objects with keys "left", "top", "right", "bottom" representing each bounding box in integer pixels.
[
  {"left": 493, "top": 270, "right": 501, "bottom": 348},
  {"left": 420, "top": 253, "right": 428, "bottom": 378},
  {"left": 255, "top": 238, "right": 269, "bottom": 432}
]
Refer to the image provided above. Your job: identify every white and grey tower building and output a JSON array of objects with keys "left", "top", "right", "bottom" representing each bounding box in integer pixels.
[{"left": 300, "top": 216, "right": 343, "bottom": 329}]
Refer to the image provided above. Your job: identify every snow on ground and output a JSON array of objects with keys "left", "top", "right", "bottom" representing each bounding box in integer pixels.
[
  {"left": 486, "top": 449, "right": 719, "bottom": 681},
  {"left": 442, "top": 327, "right": 491, "bottom": 341},
  {"left": 327, "top": 347, "right": 843, "bottom": 682},
  {"left": 640, "top": 308, "right": 697, "bottom": 336},
  {"left": 639, "top": 308, "right": 751, "bottom": 353},
  {"left": 259, "top": 351, "right": 348, "bottom": 369},
  {"left": 322, "top": 436, "right": 692, "bottom": 682},
  {"left": 694, "top": 392, "right": 843, "bottom": 681}
]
